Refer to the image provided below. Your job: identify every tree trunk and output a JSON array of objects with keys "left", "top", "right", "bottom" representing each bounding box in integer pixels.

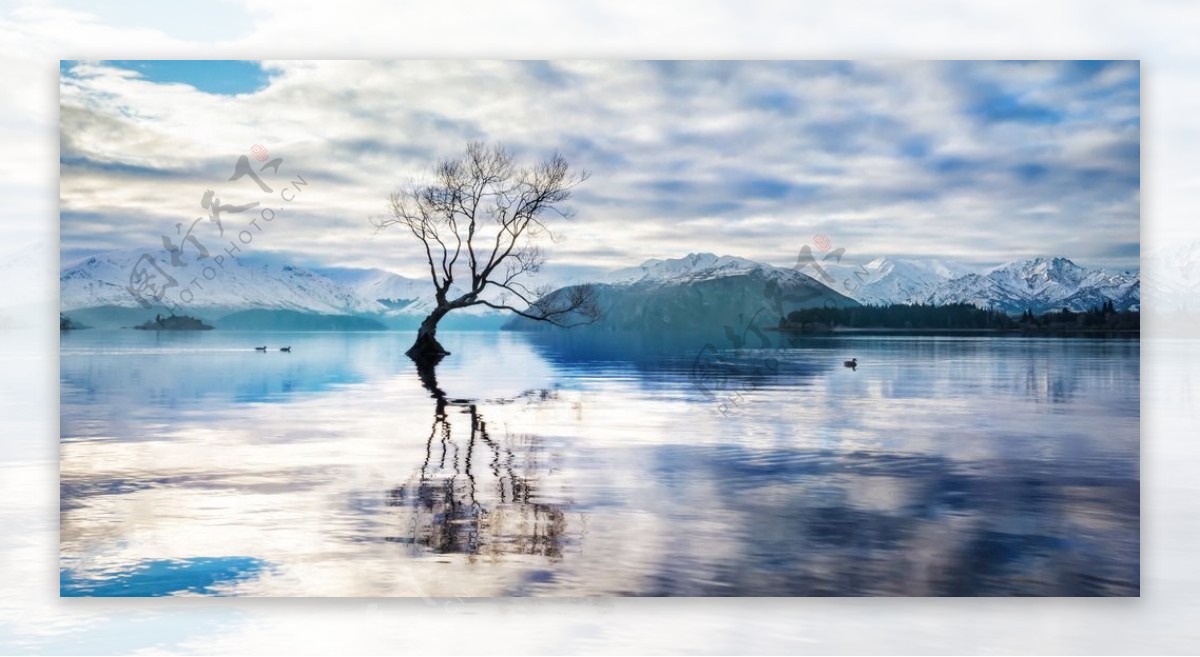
[{"left": 407, "top": 306, "right": 450, "bottom": 364}]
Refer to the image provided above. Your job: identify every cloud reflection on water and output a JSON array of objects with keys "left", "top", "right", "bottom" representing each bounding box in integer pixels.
[{"left": 60, "top": 331, "right": 1138, "bottom": 596}]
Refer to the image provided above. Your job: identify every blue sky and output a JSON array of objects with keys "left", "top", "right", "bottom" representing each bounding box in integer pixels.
[
  {"left": 58, "top": 60, "right": 1140, "bottom": 280},
  {"left": 73, "top": 60, "right": 270, "bottom": 94}
]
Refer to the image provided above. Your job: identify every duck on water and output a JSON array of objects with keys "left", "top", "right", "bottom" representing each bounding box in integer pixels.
[{"left": 844, "top": 357, "right": 858, "bottom": 370}]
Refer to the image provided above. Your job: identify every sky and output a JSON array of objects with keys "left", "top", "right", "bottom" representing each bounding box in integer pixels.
[{"left": 58, "top": 59, "right": 1141, "bottom": 281}]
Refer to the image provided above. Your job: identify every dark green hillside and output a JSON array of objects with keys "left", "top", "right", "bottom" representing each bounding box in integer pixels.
[{"left": 506, "top": 270, "right": 858, "bottom": 338}]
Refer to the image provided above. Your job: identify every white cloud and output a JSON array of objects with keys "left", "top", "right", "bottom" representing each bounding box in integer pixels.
[{"left": 57, "top": 59, "right": 1141, "bottom": 280}]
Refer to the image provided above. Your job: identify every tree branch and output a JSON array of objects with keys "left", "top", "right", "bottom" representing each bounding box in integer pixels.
[
  {"left": 377, "top": 142, "right": 597, "bottom": 330},
  {"left": 472, "top": 284, "right": 600, "bottom": 328}
]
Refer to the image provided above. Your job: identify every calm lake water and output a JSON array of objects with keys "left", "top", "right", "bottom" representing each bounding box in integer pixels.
[{"left": 59, "top": 330, "right": 1139, "bottom": 597}]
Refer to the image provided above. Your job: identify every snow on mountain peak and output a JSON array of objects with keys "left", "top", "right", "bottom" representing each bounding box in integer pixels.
[
  {"left": 599, "top": 252, "right": 773, "bottom": 285},
  {"left": 927, "top": 256, "right": 1137, "bottom": 313},
  {"left": 59, "top": 248, "right": 439, "bottom": 317},
  {"left": 821, "top": 256, "right": 974, "bottom": 306},
  {"left": 596, "top": 252, "right": 1136, "bottom": 313}
]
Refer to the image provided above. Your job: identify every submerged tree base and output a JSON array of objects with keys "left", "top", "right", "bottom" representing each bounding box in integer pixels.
[{"left": 406, "top": 332, "right": 449, "bottom": 365}]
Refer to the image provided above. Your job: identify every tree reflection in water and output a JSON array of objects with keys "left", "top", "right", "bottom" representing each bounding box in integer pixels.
[{"left": 385, "top": 362, "right": 567, "bottom": 559}]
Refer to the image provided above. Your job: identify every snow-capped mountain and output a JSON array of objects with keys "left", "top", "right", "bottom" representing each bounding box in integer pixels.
[
  {"left": 590, "top": 252, "right": 1140, "bottom": 316},
  {"left": 60, "top": 249, "right": 394, "bottom": 315},
  {"left": 507, "top": 253, "right": 858, "bottom": 335},
  {"left": 921, "top": 257, "right": 1140, "bottom": 313},
  {"left": 599, "top": 252, "right": 859, "bottom": 291},
  {"left": 822, "top": 257, "right": 975, "bottom": 306},
  {"left": 599, "top": 253, "right": 772, "bottom": 285},
  {"left": 314, "top": 266, "right": 436, "bottom": 313},
  {"left": 61, "top": 248, "right": 1142, "bottom": 331},
  {"left": 59, "top": 249, "right": 516, "bottom": 328}
]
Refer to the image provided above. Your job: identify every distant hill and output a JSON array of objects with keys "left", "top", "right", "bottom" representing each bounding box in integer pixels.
[
  {"left": 506, "top": 253, "right": 858, "bottom": 341},
  {"left": 57, "top": 305, "right": 216, "bottom": 330},
  {"left": 213, "top": 309, "right": 387, "bottom": 331}
]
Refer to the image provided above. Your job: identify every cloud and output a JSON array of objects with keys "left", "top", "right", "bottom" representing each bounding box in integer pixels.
[{"left": 58, "top": 59, "right": 1141, "bottom": 281}]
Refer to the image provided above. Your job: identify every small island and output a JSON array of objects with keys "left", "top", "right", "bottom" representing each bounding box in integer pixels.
[
  {"left": 132, "top": 314, "right": 214, "bottom": 331},
  {"left": 60, "top": 313, "right": 90, "bottom": 331}
]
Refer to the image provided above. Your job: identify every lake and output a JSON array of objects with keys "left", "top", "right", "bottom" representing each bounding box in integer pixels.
[{"left": 59, "top": 330, "right": 1139, "bottom": 596}]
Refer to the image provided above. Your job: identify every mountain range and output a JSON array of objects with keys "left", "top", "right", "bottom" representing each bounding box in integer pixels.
[
  {"left": 824, "top": 255, "right": 1140, "bottom": 314},
  {"left": 589, "top": 252, "right": 1139, "bottom": 315},
  {"left": 59, "top": 249, "right": 505, "bottom": 329},
  {"left": 59, "top": 248, "right": 1140, "bottom": 330}
]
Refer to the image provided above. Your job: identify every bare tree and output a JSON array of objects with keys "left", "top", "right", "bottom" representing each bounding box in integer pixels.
[{"left": 374, "top": 142, "right": 599, "bottom": 364}]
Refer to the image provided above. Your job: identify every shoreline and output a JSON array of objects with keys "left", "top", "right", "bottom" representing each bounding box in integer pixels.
[{"left": 771, "top": 326, "right": 1140, "bottom": 338}]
